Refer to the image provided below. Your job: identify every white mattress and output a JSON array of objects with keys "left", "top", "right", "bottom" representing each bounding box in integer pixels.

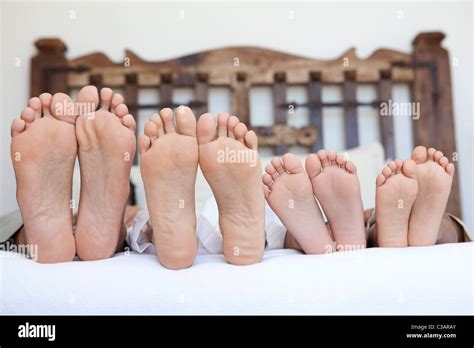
[{"left": 1, "top": 242, "right": 472, "bottom": 315}]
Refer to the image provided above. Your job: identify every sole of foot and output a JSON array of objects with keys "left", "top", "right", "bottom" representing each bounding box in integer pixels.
[
  {"left": 10, "top": 93, "right": 77, "bottom": 263},
  {"left": 263, "top": 153, "right": 333, "bottom": 254},
  {"left": 139, "top": 106, "right": 199, "bottom": 270},
  {"left": 408, "top": 146, "right": 455, "bottom": 246},
  {"left": 305, "top": 150, "right": 366, "bottom": 251},
  {"left": 74, "top": 86, "right": 136, "bottom": 261},
  {"left": 197, "top": 112, "right": 265, "bottom": 265},
  {"left": 375, "top": 159, "right": 418, "bottom": 247}
]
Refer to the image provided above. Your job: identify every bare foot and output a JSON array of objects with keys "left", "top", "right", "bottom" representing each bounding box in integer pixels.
[
  {"left": 409, "top": 146, "right": 455, "bottom": 246},
  {"left": 74, "top": 86, "right": 136, "bottom": 261},
  {"left": 306, "top": 150, "right": 366, "bottom": 251},
  {"left": 375, "top": 160, "right": 418, "bottom": 247},
  {"left": 10, "top": 93, "right": 77, "bottom": 263},
  {"left": 263, "top": 154, "right": 333, "bottom": 254},
  {"left": 138, "top": 106, "right": 199, "bottom": 269},
  {"left": 197, "top": 112, "right": 265, "bottom": 265}
]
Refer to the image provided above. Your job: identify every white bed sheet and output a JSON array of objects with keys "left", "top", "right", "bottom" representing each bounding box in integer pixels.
[{"left": 1, "top": 242, "right": 472, "bottom": 315}]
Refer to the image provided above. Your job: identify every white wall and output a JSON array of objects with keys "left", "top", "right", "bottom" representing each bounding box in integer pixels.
[{"left": 1, "top": 1, "right": 472, "bottom": 229}]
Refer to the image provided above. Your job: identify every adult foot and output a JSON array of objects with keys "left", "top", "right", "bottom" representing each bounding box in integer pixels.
[
  {"left": 305, "top": 150, "right": 366, "bottom": 251},
  {"left": 409, "top": 146, "right": 455, "bottom": 246},
  {"left": 263, "top": 153, "right": 333, "bottom": 254},
  {"left": 75, "top": 86, "right": 136, "bottom": 261},
  {"left": 139, "top": 106, "right": 199, "bottom": 269},
  {"left": 375, "top": 160, "right": 418, "bottom": 247},
  {"left": 197, "top": 112, "right": 265, "bottom": 265},
  {"left": 10, "top": 93, "right": 77, "bottom": 263}
]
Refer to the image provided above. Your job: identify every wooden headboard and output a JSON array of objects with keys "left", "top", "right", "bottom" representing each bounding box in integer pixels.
[{"left": 30, "top": 31, "right": 461, "bottom": 217}]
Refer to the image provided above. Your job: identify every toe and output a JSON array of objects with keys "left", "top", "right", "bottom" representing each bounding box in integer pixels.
[
  {"left": 227, "top": 116, "right": 239, "bottom": 139},
  {"left": 111, "top": 93, "right": 125, "bottom": 112},
  {"left": 51, "top": 92, "right": 77, "bottom": 124},
  {"left": 244, "top": 130, "right": 258, "bottom": 150},
  {"left": 20, "top": 107, "right": 36, "bottom": 124},
  {"left": 11, "top": 118, "right": 26, "bottom": 137},
  {"left": 327, "top": 150, "right": 337, "bottom": 165},
  {"left": 282, "top": 153, "right": 304, "bottom": 174},
  {"left": 394, "top": 159, "right": 403, "bottom": 173},
  {"left": 265, "top": 163, "right": 279, "bottom": 180},
  {"left": 217, "top": 112, "right": 230, "bottom": 137},
  {"left": 159, "top": 108, "right": 176, "bottom": 133},
  {"left": 336, "top": 154, "right": 345, "bottom": 167},
  {"left": 388, "top": 160, "right": 397, "bottom": 172},
  {"left": 446, "top": 163, "right": 455, "bottom": 177},
  {"left": 262, "top": 173, "right": 273, "bottom": 188},
  {"left": 144, "top": 120, "right": 159, "bottom": 141},
  {"left": 197, "top": 113, "right": 217, "bottom": 144},
  {"left": 234, "top": 122, "right": 248, "bottom": 143},
  {"left": 39, "top": 93, "right": 52, "bottom": 116},
  {"left": 305, "top": 153, "right": 322, "bottom": 179},
  {"left": 114, "top": 104, "right": 129, "bottom": 117},
  {"left": 345, "top": 160, "right": 357, "bottom": 174},
  {"left": 317, "top": 150, "right": 330, "bottom": 168},
  {"left": 122, "top": 114, "right": 136, "bottom": 131},
  {"left": 376, "top": 174, "right": 386, "bottom": 187},
  {"left": 149, "top": 113, "right": 165, "bottom": 137},
  {"left": 100, "top": 87, "right": 113, "bottom": 111},
  {"left": 271, "top": 157, "right": 285, "bottom": 174},
  {"left": 412, "top": 145, "right": 427, "bottom": 163},
  {"left": 433, "top": 150, "right": 444, "bottom": 162},
  {"left": 439, "top": 156, "right": 449, "bottom": 168},
  {"left": 176, "top": 105, "right": 197, "bottom": 137},
  {"left": 76, "top": 85, "right": 99, "bottom": 116},
  {"left": 402, "top": 159, "right": 417, "bottom": 179},
  {"left": 28, "top": 97, "right": 42, "bottom": 119},
  {"left": 138, "top": 134, "right": 151, "bottom": 154},
  {"left": 427, "top": 147, "right": 436, "bottom": 160},
  {"left": 382, "top": 165, "right": 393, "bottom": 178}
]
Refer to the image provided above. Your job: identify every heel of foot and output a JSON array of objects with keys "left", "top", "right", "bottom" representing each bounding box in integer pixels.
[
  {"left": 36, "top": 244, "right": 76, "bottom": 263},
  {"left": 224, "top": 248, "right": 263, "bottom": 266},
  {"left": 157, "top": 247, "right": 197, "bottom": 270}
]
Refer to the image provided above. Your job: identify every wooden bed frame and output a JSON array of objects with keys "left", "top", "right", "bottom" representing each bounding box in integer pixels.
[{"left": 30, "top": 31, "right": 461, "bottom": 217}]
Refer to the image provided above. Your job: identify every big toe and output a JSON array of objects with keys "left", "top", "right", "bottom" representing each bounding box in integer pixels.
[
  {"left": 76, "top": 85, "right": 99, "bottom": 116},
  {"left": 51, "top": 93, "right": 77, "bottom": 124},
  {"left": 176, "top": 106, "right": 197, "bottom": 137},
  {"left": 402, "top": 159, "right": 417, "bottom": 179},
  {"left": 282, "top": 153, "right": 304, "bottom": 174},
  {"left": 412, "top": 145, "right": 428, "bottom": 163},
  {"left": 305, "top": 153, "right": 322, "bottom": 179},
  {"left": 197, "top": 113, "right": 217, "bottom": 144}
]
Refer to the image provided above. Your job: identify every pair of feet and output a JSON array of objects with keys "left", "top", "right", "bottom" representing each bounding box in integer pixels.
[
  {"left": 374, "top": 147, "right": 455, "bottom": 247},
  {"left": 139, "top": 109, "right": 265, "bottom": 269},
  {"left": 11, "top": 86, "right": 136, "bottom": 262},
  {"left": 11, "top": 86, "right": 266, "bottom": 268},
  {"left": 263, "top": 151, "right": 366, "bottom": 254}
]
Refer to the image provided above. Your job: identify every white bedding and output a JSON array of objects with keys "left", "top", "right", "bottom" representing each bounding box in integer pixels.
[{"left": 2, "top": 242, "right": 472, "bottom": 315}]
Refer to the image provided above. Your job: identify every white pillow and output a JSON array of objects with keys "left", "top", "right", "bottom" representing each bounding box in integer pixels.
[{"left": 73, "top": 142, "right": 385, "bottom": 213}]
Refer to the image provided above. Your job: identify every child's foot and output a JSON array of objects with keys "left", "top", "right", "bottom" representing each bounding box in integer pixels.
[
  {"left": 375, "top": 160, "right": 418, "bottom": 247},
  {"left": 409, "top": 146, "right": 455, "bottom": 246},
  {"left": 263, "top": 154, "right": 333, "bottom": 254},
  {"left": 197, "top": 112, "right": 265, "bottom": 265},
  {"left": 74, "top": 86, "right": 136, "bottom": 261},
  {"left": 139, "top": 106, "right": 199, "bottom": 269},
  {"left": 10, "top": 93, "right": 77, "bottom": 263},
  {"left": 305, "top": 150, "right": 366, "bottom": 251}
]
